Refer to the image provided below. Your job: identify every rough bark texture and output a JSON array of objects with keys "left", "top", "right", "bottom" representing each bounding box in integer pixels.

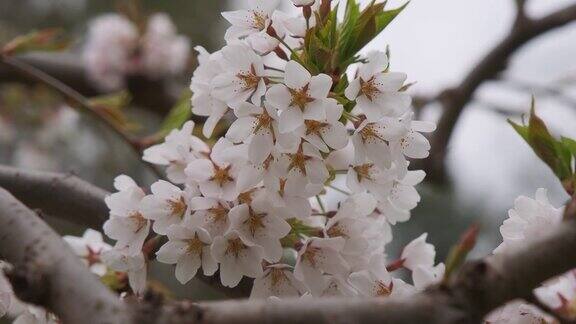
[
  {"left": 130, "top": 219, "right": 576, "bottom": 324},
  {"left": 0, "top": 165, "right": 109, "bottom": 229},
  {"left": 0, "top": 187, "right": 129, "bottom": 324}
]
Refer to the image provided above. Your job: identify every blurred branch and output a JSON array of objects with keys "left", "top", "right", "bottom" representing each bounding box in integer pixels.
[
  {"left": 0, "top": 186, "right": 129, "bottom": 323},
  {"left": 0, "top": 54, "right": 163, "bottom": 178},
  {"left": 0, "top": 52, "right": 182, "bottom": 115},
  {"left": 0, "top": 165, "right": 252, "bottom": 299},
  {"left": 497, "top": 77, "right": 576, "bottom": 108},
  {"left": 418, "top": 2, "right": 576, "bottom": 184}
]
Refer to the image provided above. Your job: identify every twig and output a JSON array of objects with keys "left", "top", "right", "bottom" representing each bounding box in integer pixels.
[
  {"left": 0, "top": 54, "right": 163, "bottom": 179},
  {"left": 0, "top": 52, "right": 181, "bottom": 115},
  {"left": 419, "top": 2, "right": 576, "bottom": 183}
]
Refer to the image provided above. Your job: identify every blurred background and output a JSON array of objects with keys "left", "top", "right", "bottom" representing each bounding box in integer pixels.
[{"left": 1, "top": 0, "right": 576, "bottom": 301}]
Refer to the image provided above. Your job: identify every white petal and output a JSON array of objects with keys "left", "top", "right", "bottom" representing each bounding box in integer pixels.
[
  {"left": 279, "top": 107, "right": 304, "bottom": 133},
  {"left": 285, "top": 60, "right": 311, "bottom": 89},
  {"left": 309, "top": 74, "right": 332, "bottom": 99}
]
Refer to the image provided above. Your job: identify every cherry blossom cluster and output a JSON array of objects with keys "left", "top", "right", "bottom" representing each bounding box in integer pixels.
[
  {"left": 486, "top": 189, "right": 573, "bottom": 323},
  {"left": 92, "top": 0, "right": 444, "bottom": 300},
  {"left": 83, "top": 12, "right": 190, "bottom": 90}
]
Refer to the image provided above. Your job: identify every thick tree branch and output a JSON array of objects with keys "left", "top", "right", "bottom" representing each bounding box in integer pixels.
[
  {"left": 135, "top": 218, "right": 576, "bottom": 323},
  {"left": 0, "top": 165, "right": 252, "bottom": 298},
  {"left": 0, "top": 187, "right": 129, "bottom": 323},
  {"left": 421, "top": 2, "right": 576, "bottom": 183},
  {"left": 0, "top": 52, "right": 182, "bottom": 116},
  {"left": 0, "top": 165, "right": 109, "bottom": 229}
]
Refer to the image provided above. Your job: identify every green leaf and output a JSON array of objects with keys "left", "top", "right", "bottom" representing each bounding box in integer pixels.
[
  {"left": 375, "top": 2, "right": 409, "bottom": 34},
  {"left": 336, "top": 1, "right": 408, "bottom": 71},
  {"left": 158, "top": 90, "right": 192, "bottom": 138},
  {"left": 337, "top": 0, "right": 361, "bottom": 64},
  {"left": 509, "top": 100, "right": 574, "bottom": 185},
  {"left": 88, "top": 91, "right": 138, "bottom": 131},
  {"left": 2, "top": 28, "right": 68, "bottom": 56},
  {"left": 562, "top": 137, "right": 576, "bottom": 157}
]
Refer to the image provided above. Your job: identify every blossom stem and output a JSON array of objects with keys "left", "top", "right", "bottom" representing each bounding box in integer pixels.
[
  {"left": 327, "top": 184, "right": 351, "bottom": 195},
  {"left": 342, "top": 110, "right": 360, "bottom": 121},
  {"left": 264, "top": 65, "right": 284, "bottom": 73},
  {"left": 315, "top": 195, "right": 326, "bottom": 214},
  {"left": 273, "top": 35, "right": 303, "bottom": 65},
  {"left": 0, "top": 54, "right": 164, "bottom": 179}
]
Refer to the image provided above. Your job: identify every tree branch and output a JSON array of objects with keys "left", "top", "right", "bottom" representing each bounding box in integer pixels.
[
  {"left": 0, "top": 54, "right": 163, "bottom": 179},
  {"left": 0, "top": 52, "right": 182, "bottom": 116},
  {"left": 135, "top": 218, "right": 576, "bottom": 323},
  {"left": 0, "top": 165, "right": 109, "bottom": 229},
  {"left": 0, "top": 165, "right": 253, "bottom": 299},
  {"left": 0, "top": 186, "right": 129, "bottom": 323},
  {"left": 421, "top": 2, "right": 576, "bottom": 183}
]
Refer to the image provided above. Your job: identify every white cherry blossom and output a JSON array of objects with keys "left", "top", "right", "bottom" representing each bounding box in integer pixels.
[
  {"left": 190, "top": 47, "right": 228, "bottom": 138},
  {"left": 140, "top": 180, "right": 198, "bottom": 235},
  {"left": 495, "top": 188, "right": 562, "bottom": 254},
  {"left": 390, "top": 117, "right": 436, "bottom": 176},
  {"left": 484, "top": 301, "right": 552, "bottom": 324},
  {"left": 535, "top": 270, "right": 576, "bottom": 314},
  {"left": 264, "top": 173, "right": 317, "bottom": 220},
  {"left": 189, "top": 197, "right": 232, "bottom": 238},
  {"left": 83, "top": 14, "right": 138, "bottom": 90},
  {"left": 63, "top": 229, "right": 112, "bottom": 276},
  {"left": 294, "top": 98, "right": 349, "bottom": 153},
  {"left": 222, "top": 0, "right": 279, "bottom": 44},
  {"left": 185, "top": 140, "right": 242, "bottom": 201},
  {"left": 141, "top": 13, "right": 190, "bottom": 78},
  {"left": 266, "top": 60, "right": 333, "bottom": 133},
  {"left": 349, "top": 255, "right": 394, "bottom": 297},
  {"left": 345, "top": 51, "right": 411, "bottom": 121},
  {"left": 211, "top": 231, "right": 265, "bottom": 287},
  {"left": 212, "top": 43, "right": 267, "bottom": 108},
  {"left": 228, "top": 194, "right": 291, "bottom": 262},
  {"left": 102, "top": 248, "right": 147, "bottom": 295},
  {"left": 275, "top": 142, "right": 329, "bottom": 185},
  {"left": 226, "top": 102, "right": 279, "bottom": 165},
  {"left": 351, "top": 116, "right": 406, "bottom": 169},
  {"left": 412, "top": 263, "right": 445, "bottom": 290},
  {"left": 250, "top": 264, "right": 306, "bottom": 299},
  {"left": 156, "top": 223, "right": 217, "bottom": 284},
  {"left": 103, "top": 175, "right": 149, "bottom": 254},
  {"left": 401, "top": 233, "right": 436, "bottom": 271},
  {"left": 379, "top": 169, "right": 426, "bottom": 214},
  {"left": 294, "top": 237, "right": 349, "bottom": 296},
  {"left": 319, "top": 275, "right": 357, "bottom": 297},
  {"left": 143, "top": 121, "right": 210, "bottom": 183}
]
